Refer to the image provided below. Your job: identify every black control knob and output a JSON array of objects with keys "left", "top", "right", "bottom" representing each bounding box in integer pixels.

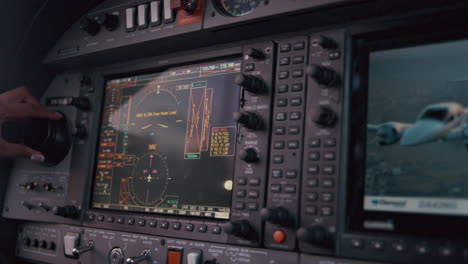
[
  {"left": 2, "top": 115, "right": 72, "bottom": 166},
  {"left": 23, "top": 238, "right": 31, "bottom": 247},
  {"left": 297, "top": 225, "right": 333, "bottom": 248},
  {"left": 52, "top": 205, "right": 78, "bottom": 219},
  {"left": 21, "top": 182, "right": 37, "bottom": 190},
  {"left": 260, "top": 206, "right": 293, "bottom": 226},
  {"left": 40, "top": 240, "right": 48, "bottom": 249},
  {"left": 49, "top": 241, "right": 56, "bottom": 250},
  {"left": 306, "top": 65, "right": 340, "bottom": 86},
  {"left": 21, "top": 201, "right": 33, "bottom": 210},
  {"left": 318, "top": 35, "right": 338, "bottom": 50},
  {"left": 222, "top": 220, "right": 251, "bottom": 238},
  {"left": 97, "top": 13, "right": 119, "bottom": 31},
  {"left": 235, "top": 74, "right": 267, "bottom": 94},
  {"left": 74, "top": 124, "right": 88, "bottom": 139},
  {"left": 32, "top": 239, "right": 39, "bottom": 248},
  {"left": 314, "top": 106, "right": 338, "bottom": 128},
  {"left": 80, "top": 75, "right": 92, "bottom": 87},
  {"left": 238, "top": 148, "right": 259, "bottom": 163},
  {"left": 71, "top": 97, "right": 91, "bottom": 111},
  {"left": 233, "top": 112, "right": 263, "bottom": 130},
  {"left": 42, "top": 183, "right": 54, "bottom": 192},
  {"left": 79, "top": 17, "right": 100, "bottom": 36},
  {"left": 38, "top": 202, "right": 50, "bottom": 211},
  {"left": 246, "top": 48, "right": 265, "bottom": 60},
  {"left": 171, "top": 0, "right": 198, "bottom": 14}
]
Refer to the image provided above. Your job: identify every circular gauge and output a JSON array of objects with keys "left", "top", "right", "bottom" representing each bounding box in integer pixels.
[
  {"left": 129, "top": 152, "right": 170, "bottom": 206},
  {"left": 214, "top": 0, "right": 262, "bottom": 17},
  {"left": 132, "top": 86, "right": 182, "bottom": 137}
]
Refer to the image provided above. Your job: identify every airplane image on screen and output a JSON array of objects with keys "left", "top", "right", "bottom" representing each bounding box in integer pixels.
[{"left": 368, "top": 102, "right": 468, "bottom": 146}]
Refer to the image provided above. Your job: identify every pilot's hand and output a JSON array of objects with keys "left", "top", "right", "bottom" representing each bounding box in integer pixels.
[{"left": 0, "top": 86, "right": 62, "bottom": 161}]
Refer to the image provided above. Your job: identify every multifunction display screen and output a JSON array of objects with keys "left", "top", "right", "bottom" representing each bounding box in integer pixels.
[
  {"left": 364, "top": 40, "right": 468, "bottom": 216},
  {"left": 92, "top": 59, "right": 242, "bottom": 219}
]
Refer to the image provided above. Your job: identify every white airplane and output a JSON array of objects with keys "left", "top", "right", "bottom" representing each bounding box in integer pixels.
[{"left": 368, "top": 102, "right": 468, "bottom": 146}]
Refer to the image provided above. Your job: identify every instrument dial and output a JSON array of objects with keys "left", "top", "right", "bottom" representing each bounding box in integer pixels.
[
  {"left": 214, "top": 0, "right": 262, "bottom": 17},
  {"left": 129, "top": 152, "right": 170, "bottom": 206}
]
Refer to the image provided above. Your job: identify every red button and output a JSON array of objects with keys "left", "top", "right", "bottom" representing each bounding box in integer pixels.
[
  {"left": 273, "top": 230, "right": 286, "bottom": 243},
  {"left": 167, "top": 250, "right": 182, "bottom": 264}
]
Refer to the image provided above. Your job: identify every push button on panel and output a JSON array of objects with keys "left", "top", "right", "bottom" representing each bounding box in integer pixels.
[
  {"left": 278, "top": 84, "right": 289, "bottom": 93},
  {"left": 125, "top": 7, "right": 136, "bottom": 32},
  {"left": 150, "top": 1, "right": 162, "bottom": 26},
  {"left": 137, "top": 4, "right": 149, "bottom": 29},
  {"left": 163, "top": 0, "right": 175, "bottom": 23},
  {"left": 167, "top": 249, "right": 182, "bottom": 264},
  {"left": 273, "top": 230, "right": 286, "bottom": 243},
  {"left": 280, "top": 43, "right": 291, "bottom": 52}
]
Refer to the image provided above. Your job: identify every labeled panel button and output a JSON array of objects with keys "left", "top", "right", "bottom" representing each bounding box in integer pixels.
[
  {"left": 273, "top": 155, "right": 284, "bottom": 164},
  {"left": 279, "top": 71, "right": 289, "bottom": 79},
  {"left": 288, "top": 126, "right": 300, "bottom": 135},
  {"left": 287, "top": 140, "right": 299, "bottom": 149},
  {"left": 273, "top": 141, "right": 285, "bottom": 149},
  {"left": 305, "top": 206, "right": 317, "bottom": 215},
  {"left": 168, "top": 249, "right": 182, "bottom": 264},
  {"left": 307, "top": 165, "right": 319, "bottom": 174},
  {"left": 272, "top": 169, "right": 283, "bottom": 178},
  {"left": 308, "top": 152, "right": 320, "bottom": 161},
  {"left": 293, "top": 41, "right": 305, "bottom": 50},
  {"left": 125, "top": 7, "right": 136, "bottom": 32},
  {"left": 172, "top": 222, "right": 181, "bottom": 230},
  {"left": 137, "top": 4, "right": 149, "bottom": 29},
  {"left": 275, "top": 112, "right": 287, "bottom": 121},
  {"left": 150, "top": 1, "right": 162, "bottom": 26},
  {"left": 280, "top": 44, "right": 291, "bottom": 52},
  {"left": 163, "top": 0, "right": 175, "bottom": 23},
  {"left": 291, "top": 83, "right": 303, "bottom": 92},
  {"left": 285, "top": 169, "right": 297, "bottom": 178},
  {"left": 284, "top": 184, "right": 296, "bottom": 193},
  {"left": 293, "top": 55, "right": 305, "bottom": 64},
  {"left": 279, "top": 57, "right": 290, "bottom": 65},
  {"left": 278, "top": 84, "right": 288, "bottom": 93},
  {"left": 271, "top": 184, "right": 281, "bottom": 193},
  {"left": 247, "top": 190, "right": 260, "bottom": 198},
  {"left": 277, "top": 98, "right": 288, "bottom": 107},
  {"left": 247, "top": 203, "right": 258, "bottom": 211},
  {"left": 198, "top": 225, "right": 207, "bottom": 233},
  {"left": 185, "top": 223, "right": 194, "bottom": 232},
  {"left": 306, "top": 192, "right": 318, "bottom": 201}
]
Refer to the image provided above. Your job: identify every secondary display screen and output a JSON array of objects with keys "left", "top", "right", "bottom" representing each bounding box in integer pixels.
[
  {"left": 364, "top": 40, "right": 468, "bottom": 217},
  {"left": 92, "top": 59, "right": 242, "bottom": 219}
]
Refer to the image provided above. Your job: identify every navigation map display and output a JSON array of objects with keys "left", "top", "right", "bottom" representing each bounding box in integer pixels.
[
  {"left": 92, "top": 59, "right": 242, "bottom": 219},
  {"left": 364, "top": 40, "right": 468, "bottom": 217}
]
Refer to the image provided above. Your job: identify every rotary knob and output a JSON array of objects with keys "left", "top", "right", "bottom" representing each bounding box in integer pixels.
[
  {"left": 52, "top": 205, "right": 78, "bottom": 219},
  {"left": 235, "top": 74, "right": 267, "bottom": 94},
  {"left": 238, "top": 148, "right": 259, "bottom": 163},
  {"left": 233, "top": 112, "right": 263, "bottom": 130},
  {"left": 97, "top": 13, "right": 119, "bottom": 31},
  {"left": 246, "top": 48, "right": 265, "bottom": 60},
  {"left": 222, "top": 220, "right": 252, "bottom": 238},
  {"left": 306, "top": 65, "right": 340, "bottom": 86},
  {"left": 79, "top": 17, "right": 100, "bottom": 36},
  {"left": 314, "top": 106, "right": 338, "bottom": 128},
  {"left": 317, "top": 35, "right": 338, "bottom": 50},
  {"left": 260, "top": 206, "right": 294, "bottom": 226},
  {"left": 297, "top": 225, "right": 333, "bottom": 248},
  {"left": 171, "top": 0, "right": 198, "bottom": 14}
]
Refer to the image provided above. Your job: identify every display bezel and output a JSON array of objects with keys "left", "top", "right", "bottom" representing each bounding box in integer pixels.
[
  {"left": 88, "top": 51, "right": 243, "bottom": 222},
  {"left": 346, "top": 28, "right": 468, "bottom": 240}
]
